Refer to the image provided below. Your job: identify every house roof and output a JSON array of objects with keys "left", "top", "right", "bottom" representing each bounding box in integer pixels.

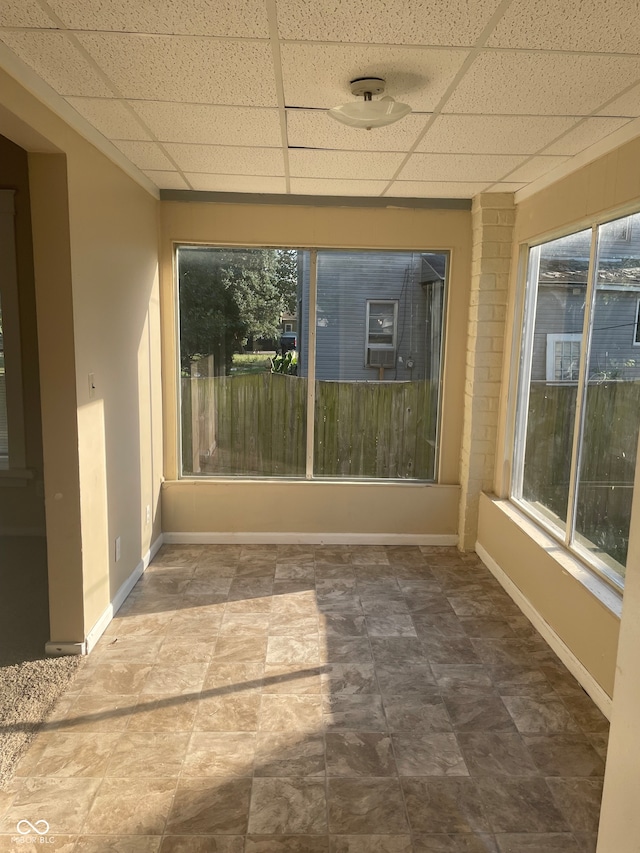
[{"left": 1, "top": 0, "right": 639, "bottom": 201}]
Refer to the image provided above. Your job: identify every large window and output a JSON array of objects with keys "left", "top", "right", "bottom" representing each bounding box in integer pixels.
[
  {"left": 178, "top": 246, "right": 448, "bottom": 481},
  {"left": 514, "top": 212, "right": 640, "bottom": 587}
]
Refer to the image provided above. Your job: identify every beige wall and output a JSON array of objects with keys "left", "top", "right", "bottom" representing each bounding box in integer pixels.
[
  {"left": 163, "top": 480, "right": 460, "bottom": 539},
  {"left": 596, "top": 432, "right": 640, "bottom": 850},
  {"left": 478, "top": 495, "right": 620, "bottom": 697},
  {"left": 0, "top": 69, "right": 162, "bottom": 645},
  {"left": 159, "top": 200, "right": 471, "bottom": 537},
  {"left": 476, "top": 137, "right": 640, "bottom": 697}
]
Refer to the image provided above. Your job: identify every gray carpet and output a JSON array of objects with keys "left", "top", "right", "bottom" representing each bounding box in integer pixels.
[{"left": 0, "top": 536, "right": 85, "bottom": 789}]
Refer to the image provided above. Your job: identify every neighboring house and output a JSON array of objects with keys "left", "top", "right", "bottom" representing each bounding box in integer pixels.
[
  {"left": 280, "top": 312, "right": 297, "bottom": 334},
  {"left": 297, "top": 250, "right": 447, "bottom": 382},
  {"left": 532, "top": 220, "right": 640, "bottom": 383}
]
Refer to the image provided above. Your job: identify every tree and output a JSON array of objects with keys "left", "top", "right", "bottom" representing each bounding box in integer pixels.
[{"left": 178, "top": 247, "right": 298, "bottom": 375}]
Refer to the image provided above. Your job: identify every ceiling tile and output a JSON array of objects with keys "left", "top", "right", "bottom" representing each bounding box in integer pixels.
[
  {"left": 281, "top": 43, "right": 469, "bottom": 111},
  {"left": 46, "top": 0, "right": 270, "bottom": 38},
  {"left": 598, "top": 84, "right": 640, "bottom": 118},
  {"left": 287, "top": 108, "right": 427, "bottom": 152},
  {"left": 76, "top": 33, "right": 277, "bottom": 106},
  {"left": 130, "top": 102, "right": 282, "bottom": 146},
  {"left": 65, "top": 97, "right": 151, "bottom": 140},
  {"left": 112, "top": 140, "right": 176, "bottom": 170},
  {"left": 144, "top": 171, "right": 190, "bottom": 190},
  {"left": 543, "top": 117, "right": 630, "bottom": 156},
  {"left": 289, "top": 149, "right": 404, "bottom": 180},
  {"left": 503, "top": 156, "right": 570, "bottom": 183},
  {"left": 0, "top": 31, "right": 114, "bottom": 97},
  {"left": 418, "top": 115, "right": 579, "bottom": 155},
  {"left": 277, "top": 0, "right": 503, "bottom": 47},
  {"left": 163, "top": 144, "right": 284, "bottom": 175},
  {"left": 387, "top": 181, "right": 490, "bottom": 198},
  {"left": 289, "top": 178, "right": 388, "bottom": 196},
  {"left": 445, "top": 51, "right": 640, "bottom": 116},
  {"left": 0, "top": 2, "right": 57, "bottom": 27},
  {"left": 488, "top": 0, "right": 640, "bottom": 53},
  {"left": 185, "top": 174, "right": 287, "bottom": 192},
  {"left": 399, "top": 153, "right": 526, "bottom": 182}
]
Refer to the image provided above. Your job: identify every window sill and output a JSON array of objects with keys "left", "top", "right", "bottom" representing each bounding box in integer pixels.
[{"left": 490, "top": 497, "right": 622, "bottom": 619}]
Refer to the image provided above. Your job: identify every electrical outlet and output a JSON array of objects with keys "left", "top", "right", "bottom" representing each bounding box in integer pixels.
[
  {"left": 146, "top": 505, "right": 151, "bottom": 525},
  {"left": 115, "top": 536, "right": 121, "bottom": 562}
]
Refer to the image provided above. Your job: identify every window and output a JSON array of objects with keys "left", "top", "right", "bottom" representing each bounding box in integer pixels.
[
  {"left": 365, "top": 300, "right": 398, "bottom": 369},
  {"left": 178, "top": 246, "right": 448, "bottom": 481},
  {"left": 513, "top": 212, "right": 640, "bottom": 587},
  {"left": 546, "top": 334, "right": 582, "bottom": 382}
]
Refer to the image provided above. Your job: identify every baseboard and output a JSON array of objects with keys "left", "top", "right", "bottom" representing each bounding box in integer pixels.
[
  {"left": 475, "top": 541, "right": 613, "bottom": 720},
  {"left": 45, "top": 641, "right": 85, "bottom": 656},
  {"left": 78, "top": 533, "right": 164, "bottom": 656},
  {"left": 163, "top": 532, "right": 458, "bottom": 546}
]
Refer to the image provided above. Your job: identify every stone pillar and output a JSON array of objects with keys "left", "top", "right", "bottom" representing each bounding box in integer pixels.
[{"left": 458, "top": 193, "right": 515, "bottom": 551}]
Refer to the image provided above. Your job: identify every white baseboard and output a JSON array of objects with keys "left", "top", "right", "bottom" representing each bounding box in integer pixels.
[
  {"left": 475, "top": 541, "right": 613, "bottom": 720},
  {"left": 46, "top": 534, "right": 165, "bottom": 657},
  {"left": 163, "top": 532, "right": 458, "bottom": 546}
]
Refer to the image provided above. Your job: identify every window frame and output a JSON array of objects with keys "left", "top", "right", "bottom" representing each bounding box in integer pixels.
[
  {"left": 510, "top": 208, "right": 640, "bottom": 592},
  {"left": 174, "top": 243, "right": 449, "bottom": 484},
  {"left": 634, "top": 298, "right": 640, "bottom": 346}
]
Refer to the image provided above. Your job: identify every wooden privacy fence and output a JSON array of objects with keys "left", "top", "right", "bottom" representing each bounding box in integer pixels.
[
  {"left": 524, "top": 380, "right": 640, "bottom": 566},
  {"left": 315, "top": 379, "right": 434, "bottom": 479},
  {"left": 181, "top": 372, "right": 436, "bottom": 479}
]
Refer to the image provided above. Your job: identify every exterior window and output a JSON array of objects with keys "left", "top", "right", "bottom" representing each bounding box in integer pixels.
[
  {"left": 365, "top": 300, "right": 398, "bottom": 369},
  {"left": 178, "top": 246, "right": 448, "bottom": 481},
  {"left": 513, "top": 212, "right": 640, "bottom": 587},
  {"left": 546, "top": 334, "right": 582, "bottom": 382}
]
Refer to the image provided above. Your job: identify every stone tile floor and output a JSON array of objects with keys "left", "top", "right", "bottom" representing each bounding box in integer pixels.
[{"left": 0, "top": 545, "right": 609, "bottom": 852}]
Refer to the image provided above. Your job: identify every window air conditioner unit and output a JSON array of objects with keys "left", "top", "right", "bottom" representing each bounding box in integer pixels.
[{"left": 367, "top": 347, "right": 396, "bottom": 368}]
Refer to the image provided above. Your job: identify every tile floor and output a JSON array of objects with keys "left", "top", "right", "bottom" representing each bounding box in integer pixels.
[{"left": 0, "top": 545, "right": 609, "bottom": 852}]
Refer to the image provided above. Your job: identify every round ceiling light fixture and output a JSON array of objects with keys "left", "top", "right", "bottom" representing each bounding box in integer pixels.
[{"left": 328, "top": 77, "right": 412, "bottom": 131}]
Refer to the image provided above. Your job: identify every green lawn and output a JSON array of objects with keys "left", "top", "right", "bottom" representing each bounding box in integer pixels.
[{"left": 230, "top": 351, "right": 275, "bottom": 375}]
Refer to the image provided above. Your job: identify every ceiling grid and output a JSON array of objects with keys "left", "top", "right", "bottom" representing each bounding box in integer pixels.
[{"left": 0, "top": 0, "right": 639, "bottom": 200}]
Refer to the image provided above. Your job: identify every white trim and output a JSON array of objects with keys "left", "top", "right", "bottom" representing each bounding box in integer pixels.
[
  {"left": 634, "top": 298, "right": 640, "bottom": 346},
  {"left": 45, "top": 534, "right": 164, "bottom": 657},
  {"left": 163, "top": 532, "right": 458, "bottom": 546},
  {"left": 475, "top": 541, "right": 613, "bottom": 720}
]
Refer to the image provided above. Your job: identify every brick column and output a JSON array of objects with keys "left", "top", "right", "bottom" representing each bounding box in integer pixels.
[{"left": 458, "top": 193, "right": 515, "bottom": 551}]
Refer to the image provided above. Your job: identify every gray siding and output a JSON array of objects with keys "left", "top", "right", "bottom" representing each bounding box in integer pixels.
[
  {"left": 299, "top": 250, "right": 446, "bottom": 382},
  {"left": 532, "top": 287, "right": 640, "bottom": 381}
]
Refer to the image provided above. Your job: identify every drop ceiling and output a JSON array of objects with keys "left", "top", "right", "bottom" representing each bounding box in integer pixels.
[{"left": 1, "top": 0, "right": 640, "bottom": 200}]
